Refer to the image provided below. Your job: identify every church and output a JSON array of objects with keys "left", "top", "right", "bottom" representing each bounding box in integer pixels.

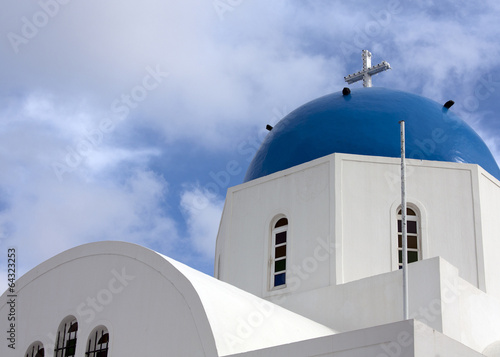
[{"left": 3, "top": 51, "right": 500, "bottom": 356}]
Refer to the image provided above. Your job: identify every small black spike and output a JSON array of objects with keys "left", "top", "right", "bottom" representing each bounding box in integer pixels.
[
  {"left": 443, "top": 100, "right": 455, "bottom": 109},
  {"left": 266, "top": 124, "right": 273, "bottom": 131},
  {"left": 342, "top": 87, "right": 351, "bottom": 96}
]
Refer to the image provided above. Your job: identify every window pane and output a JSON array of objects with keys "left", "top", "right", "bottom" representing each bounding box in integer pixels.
[
  {"left": 275, "top": 245, "right": 286, "bottom": 258},
  {"left": 399, "top": 221, "right": 417, "bottom": 234},
  {"left": 407, "top": 221, "right": 417, "bottom": 234},
  {"left": 398, "top": 250, "right": 402, "bottom": 264},
  {"left": 400, "top": 236, "right": 417, "bottom": 249},
  {"left": 65, "top": 339, "right": 76, "bottom": 357},
  {"left": 275, "top": 231, "right": 287, "bottom": 245},
  {"left": 408, "top": 251, "right": 418, "bottom": 263},
  {"left": 274, "top": 272, "right": 286, "bottom": 286},
  {"left": 68, "top": 322, "right": 78, "bottom": 333},
  {"left": 408, "top": 236, "right": 418, "bottom": 249},
  {"left": 275, "top": 218, "right": 288, "bottom": 228},
  {"left": 98, "top": 333, "right": 109, "bottom": 344},
  {"left": 398, "top": 208, "right": 416, "bottom": 216},
  {"left": 275, "top": 259, "right": 286, "bottom": 272}
]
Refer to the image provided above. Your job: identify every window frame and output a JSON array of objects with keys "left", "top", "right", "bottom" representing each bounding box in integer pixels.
[
  {"left": 270, "top": 217, "right": 288, "bottom": 290},
  {"left": 54, "top": 316, "right": 78, "bottom": 357},
  {"left": 397, "top": 207, "right": 421, "bottom": 269},
  {"left": 85, "top": 326, "right": 109, "bottom": 357},
  {"left": 25, "top": 341, "right": 44, "bottom": 357}
]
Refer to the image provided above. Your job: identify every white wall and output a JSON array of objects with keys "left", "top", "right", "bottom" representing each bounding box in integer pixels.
[
  {"left": 338, "top": 155, "right": 478, "bottom": 286},
  {"left": 478, "top": 170, "right": 500, "bottom": 300},
  {"left": 216, "top": 159, "right": 332, "bottom": 297},
  {"left": 267, "top": 256, "right": 500, "bottom": 354},
  {"left": 230, "top": 319, "right": 484, "bottom": 357},
  {"left": 1, "top": 241, "right": 336, "bottom": 357},
  {"left": 269, "top": 257, "right": 444, "bottom": 333},
  {"left": 217, "top": 153, "right": 490, "bottom": 298},
  {"left": 0, "top": 242, "right": 219, "bottom": 357},
  {"left": 216, "top": 153, "right": 500, "bottom": 350}
]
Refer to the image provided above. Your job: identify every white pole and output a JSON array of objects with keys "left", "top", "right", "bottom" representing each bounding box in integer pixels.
[{"left": 400, "top": 120, "right": 409, "bottom": 320}]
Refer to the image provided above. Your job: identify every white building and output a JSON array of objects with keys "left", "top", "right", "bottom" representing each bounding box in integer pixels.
[{"left": 2, "top": 83, "right": 500, "bottom": 356}]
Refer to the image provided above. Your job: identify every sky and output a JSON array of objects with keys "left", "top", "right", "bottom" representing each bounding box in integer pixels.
[{"left": 2, "top": 0, "right": 500, "bottom": 292}]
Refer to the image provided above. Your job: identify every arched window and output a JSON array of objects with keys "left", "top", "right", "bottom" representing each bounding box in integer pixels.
[
  {"left": 54, "top": 316, "right": 78, "bottom": 357},
  {"left": 271, "top": 217, "right": 288, "bottom": 288},
  {"left": 25, "top": 341, "right": 44, "bottom": 357},
  {"left": 85, "top": 326, "right": 109, "bottom": 357},
  {"left": 398, "top": 207, "right": 420, "bottom": 268}
]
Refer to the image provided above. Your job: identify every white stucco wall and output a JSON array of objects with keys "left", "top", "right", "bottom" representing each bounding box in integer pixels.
[
  {"left": 0, "top": 241, "right": 336, "bottom": 357},
  {"left": 270, "top": 256, "right": 500, "bottom": 355},
  {"left": 216, "top": 153, "right": 494, "bottom": 298},
  {"left": 230, "top": 319, "right": 484, "bottom": 357},
  {"left": 267, "top": 257, "right": 444, "bottom": 333},
  {"left": 216, "top": 159, "right": 332, "bottom": 297},
  {"left": 1, "top": 242, "right": 219, "bottom": 357},
  {"left": 215, "top": 152, "right": 500, "bottom": 353},
  {"left": 478, "top": 170, "right": 500, "bottom": 300},
  {"left": 338, "top": 156, "right": 478, "bottom": 286}
]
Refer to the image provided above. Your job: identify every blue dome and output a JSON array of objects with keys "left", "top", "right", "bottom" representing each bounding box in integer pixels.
[{"left": 244, "top": 87, "right": 500, "bottom": 182}]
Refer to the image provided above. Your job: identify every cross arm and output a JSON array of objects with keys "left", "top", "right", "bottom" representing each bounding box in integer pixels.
[
  {"left": 366, "top": 61, "right": 391, "bottom": 76},
  {"left": 344, "top": 61, "right": 391, "bottom": 85},
  {"left": 344, "top": 71, "right": 365, "bottom": 84}
]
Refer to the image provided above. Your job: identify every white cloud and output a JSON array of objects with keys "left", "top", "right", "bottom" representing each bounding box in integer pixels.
[
  {"left": 0, "top": 1, "right": 352, "bottom": 148},
  {"left": 180, "top": 186, "right": 224, "bottom": 261},
  {"left": 2, "top": 0, "right": 500, "bottom": 292},
  {"left": 0, "top": 163, "right": 177, "bottom": 290}
]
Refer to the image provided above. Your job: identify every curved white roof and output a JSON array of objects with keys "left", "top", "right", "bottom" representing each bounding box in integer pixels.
[
  {"left": 163, "top": 253, "right": 337, "bottom": 355},
  {"left": 1, "top": 241, "right": 335, "bottom": 356}
]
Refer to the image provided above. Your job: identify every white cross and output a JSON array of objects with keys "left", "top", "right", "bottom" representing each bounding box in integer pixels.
[{"left": 344, "top": 50, "right": 391, "bottom": 87}]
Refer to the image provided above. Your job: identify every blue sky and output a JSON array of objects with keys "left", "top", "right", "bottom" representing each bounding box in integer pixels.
[{"left": 1, "top": 0, "right": 500, "bottom": 291}]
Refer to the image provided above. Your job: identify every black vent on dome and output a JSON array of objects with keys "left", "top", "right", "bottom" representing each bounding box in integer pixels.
[{"left": 443, "top": 100, "right": 455, "bottom": 109}]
